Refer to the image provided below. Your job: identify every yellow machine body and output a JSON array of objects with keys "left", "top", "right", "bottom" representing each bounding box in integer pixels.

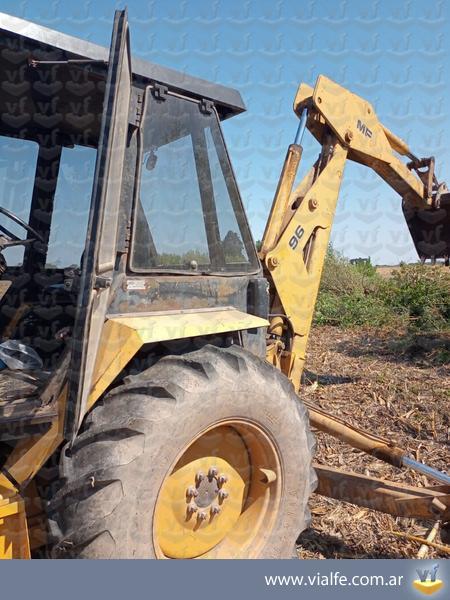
[
  {"left": 260, "top": 75, "right": 443, "bottom": 388},
  {"left": 0, "top": 308, "right": 268, "bottom": 558}
]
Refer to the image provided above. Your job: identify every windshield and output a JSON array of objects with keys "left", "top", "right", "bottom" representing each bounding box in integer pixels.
[{"left": 130, "top": 90, "right": 259, "bottom": 273}]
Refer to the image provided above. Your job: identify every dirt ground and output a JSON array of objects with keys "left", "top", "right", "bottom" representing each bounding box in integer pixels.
[{"left": 295, "top": 326, "right": 450, "bottom": 559}]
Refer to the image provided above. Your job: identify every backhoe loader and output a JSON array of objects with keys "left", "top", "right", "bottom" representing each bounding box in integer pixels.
[{"left": 0, "top": 9, "right": 448, "bottom": 559}]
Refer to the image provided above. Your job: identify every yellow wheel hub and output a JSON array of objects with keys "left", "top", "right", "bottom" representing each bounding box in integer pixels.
[
  {"left": 154, "top": 421, "right": 283, "bottom": 559},
  {"left": 156, "top": 456, "right": 245, "bottom": 559}
]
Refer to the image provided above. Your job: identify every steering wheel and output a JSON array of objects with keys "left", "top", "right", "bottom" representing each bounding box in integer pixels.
[{"left": 0, "top": 206, "right": 45, "bottom": 248}]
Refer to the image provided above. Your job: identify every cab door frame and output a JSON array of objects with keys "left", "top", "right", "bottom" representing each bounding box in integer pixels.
[{"left": 66, "top": 9, "right": 132, "bottom": 438}]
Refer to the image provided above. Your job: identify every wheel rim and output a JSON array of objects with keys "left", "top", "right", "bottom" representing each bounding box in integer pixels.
[{"left": 153, "top": 419, "right": 282, "bottom": 558}]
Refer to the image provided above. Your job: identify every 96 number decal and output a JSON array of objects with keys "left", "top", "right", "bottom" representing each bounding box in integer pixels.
[{"left": 289, "top": 225, "right": 305, "bottom": 250}]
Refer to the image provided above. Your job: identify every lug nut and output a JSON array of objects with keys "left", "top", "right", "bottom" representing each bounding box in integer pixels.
[
  {"left": 208, "top": 466, "right": 218, "bottom": 479},
  {"left": 186, "top": 486, "right": 198, "bottom": 499},
  {"left": 195, "top": 471, "right": 205, "bottom": 485},
  {"left": 218, "top": 490, "right": 229, "bottom": 502},
  {"left": 211, "top": 505, "right": 221, "bottom": 516},
  {"left": 197, "top": 511, "right": 207, "bottom": 522},
  {"left": 218, "top": 474, "right": 228, "bottom": 487}
]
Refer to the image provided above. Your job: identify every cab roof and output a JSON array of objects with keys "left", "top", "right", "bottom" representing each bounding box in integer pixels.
[{"left": 0, "top": 12, "right": 246, "bottom": 120}]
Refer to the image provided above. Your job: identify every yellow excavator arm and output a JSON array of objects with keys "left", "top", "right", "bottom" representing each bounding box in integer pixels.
[{"left": 260, "top": 75, "right": 450, "bottom": 391}]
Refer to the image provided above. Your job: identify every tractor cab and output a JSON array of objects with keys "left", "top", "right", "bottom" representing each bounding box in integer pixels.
[{"left": 0, "top": 11, "right": 264, "bottom": 441}]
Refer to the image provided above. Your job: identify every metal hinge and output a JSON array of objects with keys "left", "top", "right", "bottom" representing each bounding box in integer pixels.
[
  {"left": 94, "top": 276, "right": 112, "bottom": 290},
  {"left": 152, "top": 82, "right": 169, "bottom": 100},
  {"left": 124, "top": 219, "right": 132, "bottom": 251},
  {"left": 129, "top": 89, "right": 144, "bottom": 127},
  {"left": 200, "top": 98, "right": 214, "bottom": 114}
]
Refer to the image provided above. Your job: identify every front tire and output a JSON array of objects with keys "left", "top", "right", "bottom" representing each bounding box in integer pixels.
[{"left": 48, "top": 344, "right": 316, "bottom": 558}]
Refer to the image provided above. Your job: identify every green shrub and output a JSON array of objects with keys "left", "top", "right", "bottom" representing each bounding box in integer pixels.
[
  {"left": 383, "top": 264, "right": 450, "bottom": 331},
  {"left": 314, "top": 247, "right": 392, "bottom": 327},
  {"left": 319, "top": 248, "right": 380, "bottom": 296},
  {"left": 318, "top": 247, "right": 365, "bottom": 295},
  {"left": 315, "top": 291, "right": 397, "bottom": 327},
  {"left": 314, "top": 247, "right": 450, "bottom": 332},
  {"left": 353, "top": 259, "right": 378, "bottom": 278}
]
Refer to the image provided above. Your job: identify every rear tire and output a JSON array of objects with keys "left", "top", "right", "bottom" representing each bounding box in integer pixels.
[{"left": 48, "top": 344, "right": 316, "bottom": 558}]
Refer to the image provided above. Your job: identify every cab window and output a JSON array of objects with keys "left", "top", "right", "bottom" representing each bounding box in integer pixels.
[
  {"left": 0, "top": 137, "right": 38, "bottom": 266},
  {"left": 46, "top": 145, "right": 97, "bottom": 268},
  {"left": 131, "top": 91, "right": 258, "bottom": 273}
]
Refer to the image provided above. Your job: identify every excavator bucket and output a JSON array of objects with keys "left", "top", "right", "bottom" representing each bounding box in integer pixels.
[{"left": 403, "top": 193, "right": 450, "bottom": 263}]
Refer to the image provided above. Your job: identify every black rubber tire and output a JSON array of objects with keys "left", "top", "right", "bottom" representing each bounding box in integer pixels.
[{"left": 48, "top": 344, "right": 316, "bottom": 559}]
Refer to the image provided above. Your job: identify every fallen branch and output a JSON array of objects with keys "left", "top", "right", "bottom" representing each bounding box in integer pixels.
[
  {"left": 389, "top": 530, "right": 450, "bottom": 555},
  {"left": 417, "top": 522, "right": 440, "bottom": 559}
]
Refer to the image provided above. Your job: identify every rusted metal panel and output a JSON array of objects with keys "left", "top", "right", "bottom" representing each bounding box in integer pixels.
[
  {"left": 106, "top": 274, "right": 268, "bottom": 358},
  {"left": 108, "top": 275, "right": 252, "bottom": 315}
]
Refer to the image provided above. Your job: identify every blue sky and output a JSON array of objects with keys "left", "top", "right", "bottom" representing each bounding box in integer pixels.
[{"left": 1, "top": 0, "right": 449, "bottom": 264}]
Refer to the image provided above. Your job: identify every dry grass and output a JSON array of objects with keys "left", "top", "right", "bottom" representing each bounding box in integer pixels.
[
  {"left": 376, "top": 264, "right": 448, "bottom": 278},
  {"left": 295, "top": 326, "right": 450, "bottom": 559},
  {"left": 376, "top": 265, "right": 399, "bottom": 278}
]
